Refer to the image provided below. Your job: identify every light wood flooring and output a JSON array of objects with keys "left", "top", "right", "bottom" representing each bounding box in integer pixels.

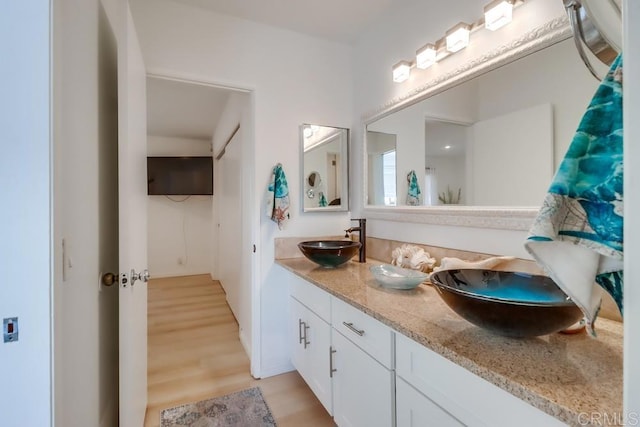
[{"left": 145, "top": 274, "right": 335, "bottom": 427}]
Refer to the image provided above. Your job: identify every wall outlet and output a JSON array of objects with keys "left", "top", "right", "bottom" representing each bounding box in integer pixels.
[
  {"left": 177, "top": 257, "right": 184, "bottom": 265},
  {"left": 3, "top": 317, "right": 18, "bottom": 343}
]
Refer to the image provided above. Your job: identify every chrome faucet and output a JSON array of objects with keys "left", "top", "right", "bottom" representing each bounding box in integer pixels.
[{"left": 344, "top": 218, "right": 367, "bottom": 263}]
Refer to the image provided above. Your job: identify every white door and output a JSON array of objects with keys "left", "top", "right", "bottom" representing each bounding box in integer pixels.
[
  {"left": 118, "top": 8, "right": 148, "bottom": 427},
  {"left": 332, "top": 331, "right": 394, "bottom": 427},
  {"left": 217, "top": 129, "right": 242, "bottom": 320}
]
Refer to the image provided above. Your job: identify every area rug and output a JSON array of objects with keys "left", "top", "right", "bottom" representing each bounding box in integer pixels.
[{"left": 160, "top": 387, "right": 277, "bottom": 427}]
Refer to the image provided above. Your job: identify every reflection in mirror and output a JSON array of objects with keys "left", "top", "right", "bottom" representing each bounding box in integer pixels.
[
  {"left": 366, "top": 131, "right": 397, "bottom": 206},
  {"left": 366, "top": 38, "right": 598, "bottom": 208},
  {"left": 301, "top": 124, "right": 349, "bottom": 212}
]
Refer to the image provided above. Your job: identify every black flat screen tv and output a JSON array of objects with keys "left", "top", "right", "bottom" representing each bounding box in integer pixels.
[{"left": 147, "top": 156, "right": 213, "bottom": 195}]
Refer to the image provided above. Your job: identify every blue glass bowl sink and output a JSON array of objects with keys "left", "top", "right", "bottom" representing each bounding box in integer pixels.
[
  {"left": 429, "top": 269, "right": 583, "bottom": 337},
  {"left": 298, "top": 240, "right": 361, "bottom": 268}
]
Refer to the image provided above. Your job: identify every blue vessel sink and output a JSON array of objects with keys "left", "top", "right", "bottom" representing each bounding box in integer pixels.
[
  {"left": 429, "top": 269, "right": 583, "bottom": 337},
  {"left": 298, "top": 240, "right": 361, "bottom": 268}
]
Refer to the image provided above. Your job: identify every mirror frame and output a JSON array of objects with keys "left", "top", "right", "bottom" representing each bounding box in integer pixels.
[
  {"left": 301, "top": 123, "right": 350, "bottom": 212},
  {"left": 362, "top": 15, "right": 572, "bottom": 231}
]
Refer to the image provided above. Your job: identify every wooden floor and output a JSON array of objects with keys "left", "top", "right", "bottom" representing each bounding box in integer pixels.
[{"left": 145, "top": 274, "right": 335, "bottom": 427}]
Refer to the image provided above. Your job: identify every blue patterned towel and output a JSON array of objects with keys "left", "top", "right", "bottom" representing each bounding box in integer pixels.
[
  {"left": 406, "top": 170, "right": 421, "bottom": 206},
  {"left": 318, "top": 192, "right": 328, "bottom": 207},
  {"left": 265, "top": 163, "right": 290, "bottom": 230},
  {"left": 525, "top": 54, "right": 623, "bottom": 336}
]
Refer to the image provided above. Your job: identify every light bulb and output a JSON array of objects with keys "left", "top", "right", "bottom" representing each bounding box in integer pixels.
[
  {"left": 484, "top": 0, "right": 513, "bottom": 31},
  {"left": 445, "top": 23, "right": 471, "bottom": 53},
  {"left": 392, "top": 61, "right": 412, "bottom": 83},
  {"left": 416, "top": 44, "right": 437, "bottom": 69}
]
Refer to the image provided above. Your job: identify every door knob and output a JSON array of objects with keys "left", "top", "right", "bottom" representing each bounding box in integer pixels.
[
  {"left": 101, "top": 272, "right": 118, "bottom": 287},
  {"left": 130, "top": 269, "right": 150, "bottom": 286}
]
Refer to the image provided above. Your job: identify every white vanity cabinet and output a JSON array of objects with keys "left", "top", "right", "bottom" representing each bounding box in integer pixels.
[
  {"left": 289, "top": 272, "right": 394, "bottom": 426},
  {"left": 395, "top": 334, "right": 566, "bottom": 427},
  {"left": 331, "top": 298, "right": 395, "bottom": 427},
  {"left": 285, "top": 267, "right": 566, "bottom": 427},
  {"left": 290, "top": 297, "right": 333, "bottom": 414},
  {"left": 396, "top": 376, "right": 463, "bottom": 427}
]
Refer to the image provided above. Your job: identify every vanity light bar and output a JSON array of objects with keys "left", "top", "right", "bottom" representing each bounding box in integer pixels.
[{"left": 392, "top": 0, "right": 523, "bottom": 82}]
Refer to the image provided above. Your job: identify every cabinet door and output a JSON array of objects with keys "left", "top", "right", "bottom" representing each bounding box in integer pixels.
[
  {"left": 332, "top": 330, "right": 394, "bottom": 427},
  {"left": 290, "top": 297, "right": 308, "bottom": 375},
  {"left": 396, "top": 377, "right": 463, "bottom": 427},
  {"left": 291, "top": 297, "right": 333, "bottom": 415}
]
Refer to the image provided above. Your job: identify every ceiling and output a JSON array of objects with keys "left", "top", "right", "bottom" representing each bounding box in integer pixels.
[
  {"left": 146, "top": 76, "right": 233, "bottom": 140},
  {"left": 145, "top": 0, "right": 420, "bottom": 141},
  {"left": 169, "top": 0, "right": 417, "bottom": 44}
]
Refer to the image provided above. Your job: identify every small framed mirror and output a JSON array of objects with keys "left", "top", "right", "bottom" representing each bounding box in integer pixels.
[{"left": 301, "top": 124, "right": 349, "bottom": 212}]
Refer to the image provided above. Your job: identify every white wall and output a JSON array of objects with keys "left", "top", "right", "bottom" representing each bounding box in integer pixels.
[
  {"left": 147, "top": 135, "right": 214, "bottom": 277},
  {"left": 0, "top": 2, "right": 52, "bottom": 426},
  {"left": 353, "top": 0, "right": 569, "bottom": 257},
  {"left": 624, "top": 0, "right": 640, "bottom": 417},
  {"left": 129, "top": 0, "right": 355, "bottom": 377},
  {"left": 476, "top": 38, "right": 598, "bottom": 168},
  {"left": 470, "top": 103, "right": 553, "bottom": 206},
  {"left": 426, "top": 156, "right": 466, "bottom": 205}
]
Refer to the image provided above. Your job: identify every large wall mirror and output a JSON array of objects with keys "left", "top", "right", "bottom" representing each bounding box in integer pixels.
[
  {"left": 301, "top": 124, "right": 349, "bottom": 212},
  {"left": 363, "top": 16, "right": 602, "bottom": 230}
]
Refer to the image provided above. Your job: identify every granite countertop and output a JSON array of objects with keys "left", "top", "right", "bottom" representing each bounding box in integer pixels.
[{"left": 276, "top": 257, "right": 623, "bottom": 427}]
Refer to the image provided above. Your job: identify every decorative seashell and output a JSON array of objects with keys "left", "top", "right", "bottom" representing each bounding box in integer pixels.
[
  {"left": 391, "top": 244, "right": 436, "bottom": 273},
  {"left": 432, "top": 256, "right": 516, "bottom": 272}
]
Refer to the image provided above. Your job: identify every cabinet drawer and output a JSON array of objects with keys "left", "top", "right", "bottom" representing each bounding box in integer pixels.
[
  {"left": 331, "top": 297, "right": 394, "bottom": 369},
  {"left": 290, "top": 274, "right": 331, "bottom": 322},
  {"left": 396, "top": 334, "right": 565, "bottom": 427}
]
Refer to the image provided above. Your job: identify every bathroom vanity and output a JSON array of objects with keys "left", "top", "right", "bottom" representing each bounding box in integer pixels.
[{"left": 276, "top": 257, "right": 623, "bottom": 427}]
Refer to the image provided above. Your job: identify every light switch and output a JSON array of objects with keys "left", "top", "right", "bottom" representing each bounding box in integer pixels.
[{"left": 3, "top": 317, "right": 18, "bottom": 343}]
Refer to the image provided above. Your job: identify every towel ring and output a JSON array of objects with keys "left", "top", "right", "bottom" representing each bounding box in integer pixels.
[{"left": 563, "top": 0, "right": 620, "bottom": 80}]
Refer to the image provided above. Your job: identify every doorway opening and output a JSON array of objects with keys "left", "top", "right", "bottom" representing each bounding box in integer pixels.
[{"left": 144, "top": 73, "right": 258, "bottom": 405}]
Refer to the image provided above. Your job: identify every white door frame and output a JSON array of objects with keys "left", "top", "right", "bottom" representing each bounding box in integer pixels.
[{"left": 145, "top": 69, "right": 262, "bottom": 378}]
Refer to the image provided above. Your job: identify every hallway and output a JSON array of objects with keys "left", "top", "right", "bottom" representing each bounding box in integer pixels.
[{"left": 144, "top": 274, "right": 335, "bottom": 426}]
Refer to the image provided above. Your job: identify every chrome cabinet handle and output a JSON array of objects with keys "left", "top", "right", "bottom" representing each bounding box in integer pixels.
[
  {"left": 298, "top": 319, "right": 304, "bottom": 344},
  {"left": 303, "top": 323, "right": 310, "bottom": 349},
  {"left": 342, "top": 321, "right": 365, "bottom": 336},
  {"left": 329, "top": 346, "right": 337, "bottom": 378}
]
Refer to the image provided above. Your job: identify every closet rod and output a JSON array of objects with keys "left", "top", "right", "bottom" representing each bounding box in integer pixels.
[{"left": 215, "top": 124, "right": 240, "bottom": 160}]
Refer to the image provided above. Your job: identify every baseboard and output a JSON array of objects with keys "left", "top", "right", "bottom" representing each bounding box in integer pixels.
[
  {"left": 150, "top": 272, "right": 212, "bottom": 279},
  {"left": 239, "top": 328, "right": 251, "bottom": 358},
  {"left": 258, "top": 360, "right": 295, "bottom": 379}
]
